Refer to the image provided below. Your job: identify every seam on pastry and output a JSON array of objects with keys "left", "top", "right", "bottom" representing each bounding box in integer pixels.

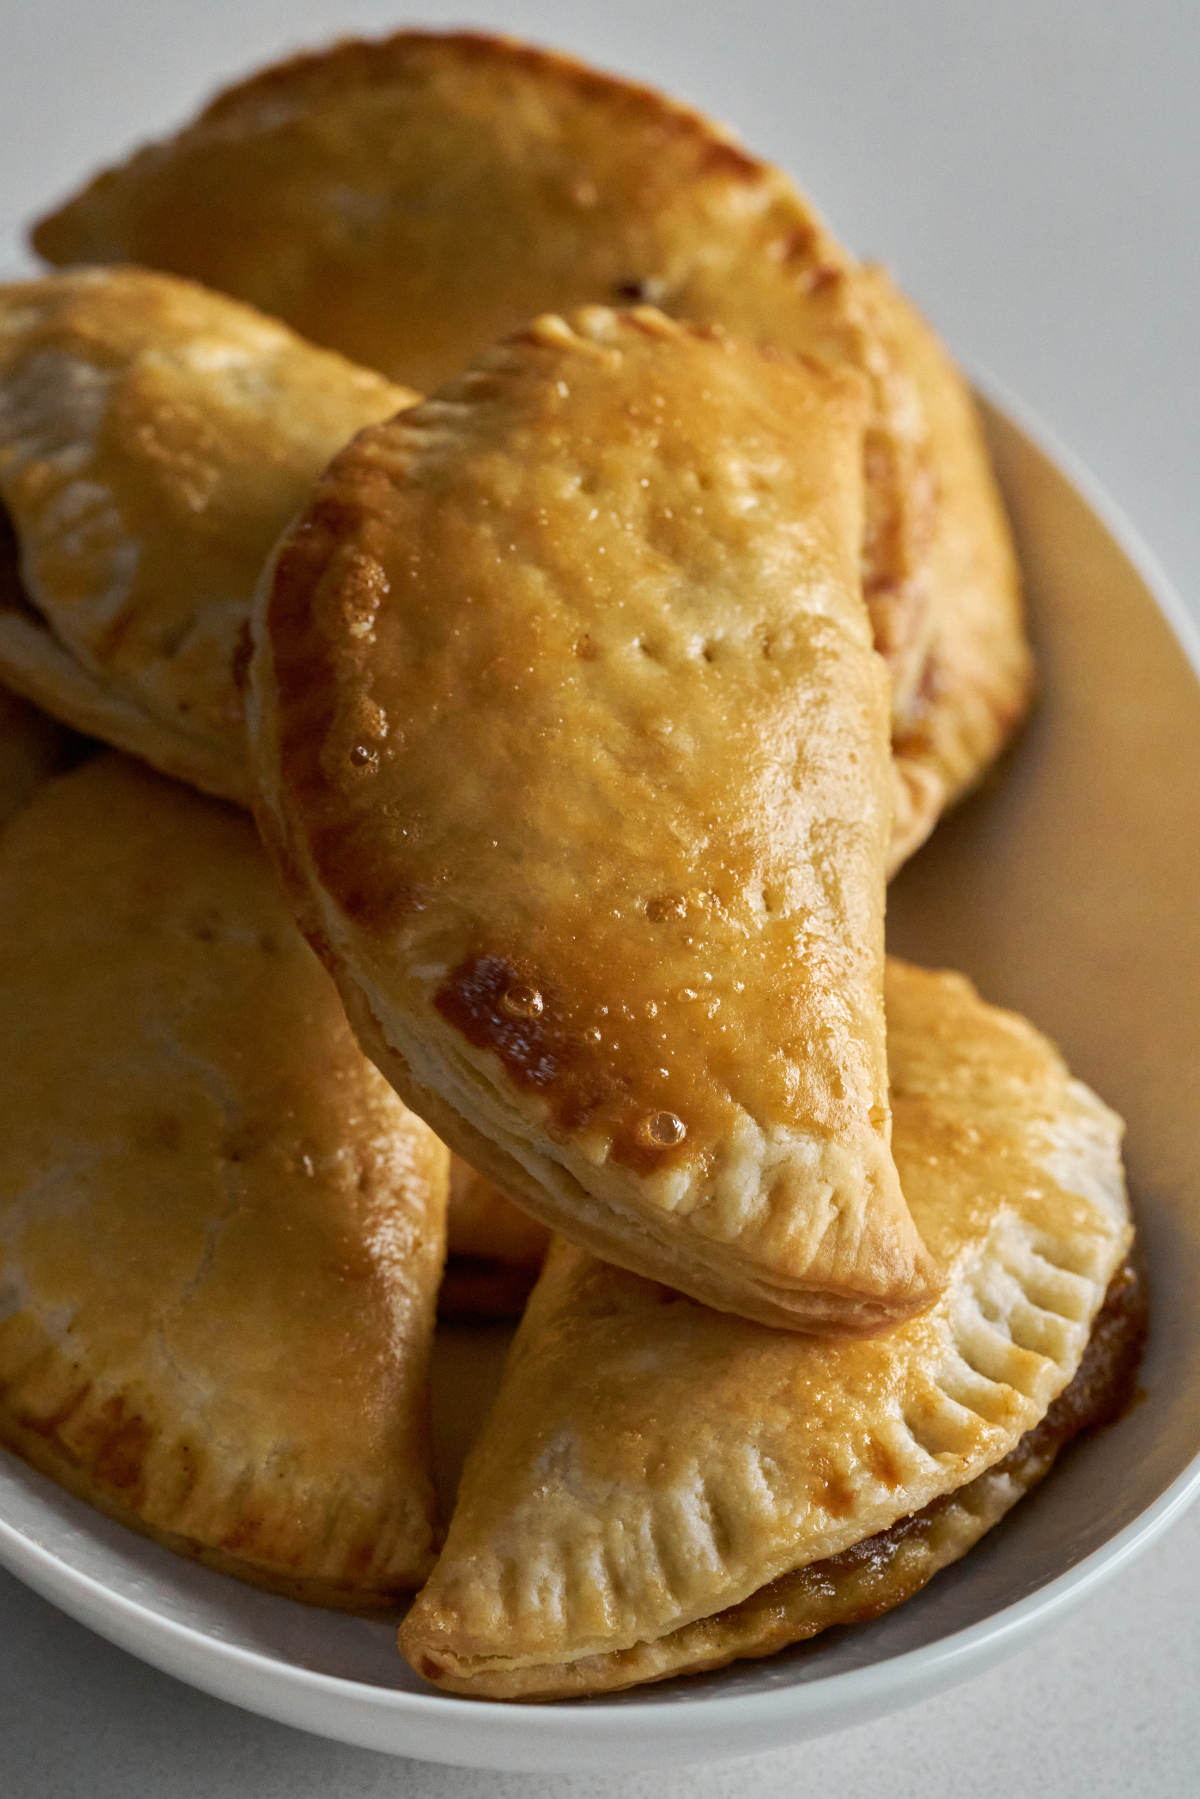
[
  {"left": 327, "top": 966, "right": 918, "bottom": 1328},
  {"left": 409, "top": 1192, "right": 1126, "bottom": 1670},
  {"left": 0, "top": 585, "right": 247, "bottom": 801}
]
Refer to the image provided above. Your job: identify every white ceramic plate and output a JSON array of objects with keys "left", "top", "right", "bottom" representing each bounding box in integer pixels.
[{"left": 0, "top": 285, "right": 1198, "bottom": 1767}]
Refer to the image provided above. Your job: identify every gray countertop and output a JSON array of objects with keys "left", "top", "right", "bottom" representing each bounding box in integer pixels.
[{"left": 2, "top": 2, "right": 1198, "bottom": 1792}]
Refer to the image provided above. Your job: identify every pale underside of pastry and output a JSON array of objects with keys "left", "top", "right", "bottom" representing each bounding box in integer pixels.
[
  {"left": 0, "top": 753, "right": 449, "bottom": 1605},
  {"left": 0, "top": 680, "right": 73, "bottom": 830},
  {"left": 0, "top": 267, "right": 413, "bottom": 803},
  {"left": 400, "top": 960, "right": 1134, "bottom": 1696},
  {"left": 31, "top": 29, "right": 937, "bottom": 726},
  {"left": 868, "top": 269, "right": 1033, "bottom": 868},
  {"left": 249, "top": 305, "right": 934, "bottom": 1333}
]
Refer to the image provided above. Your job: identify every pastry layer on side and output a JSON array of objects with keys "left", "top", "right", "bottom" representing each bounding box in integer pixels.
[
  {"left": 865, "top": 270, "right": 1032, "bottom": 868},
  {"left": 0, "top": 754, "right": 448, "bottom": 1604},
  {"left": 249, "top": 306, "right": 933, "bottom": 1333},
  {"left": 0, "top": 268, "right": 413, "bottom": 802},
  {"left": 400, "top": 960, "right": 1133, "bottom": 1691}
]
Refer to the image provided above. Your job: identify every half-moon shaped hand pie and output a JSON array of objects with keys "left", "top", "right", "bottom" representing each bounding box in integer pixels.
[
  {"left": 0, "top": 268, "right": 413, "bottom": 803},
  {"left": 250, "top": 305, "right": 934, "bottom": 1333},
  {"left": 400, "top": 960, "right": 1136, "bottom": 1697},
  {"left": 0, "top": 754, "right": 449, "bottom": 1606},
  {"left": 31, "top": 30, "right": 935, "bottom": 725}
]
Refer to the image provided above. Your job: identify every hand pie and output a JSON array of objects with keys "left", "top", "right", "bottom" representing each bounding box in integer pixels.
[
  {"left": 400, "top": 960, "right": 1137, "bottom": 1698},
  {"left": 250, "top": 305, "right": 934, "bottom": 1333},
  {"left": 0, "top": 680, "right": 72, "bottom": 830},
  {"left": 0, "top": 753, "right": 449, "bottom": 1606},
  {"left": 441, "top": 1157, "right": 551, "bottom": 1319},
  {"left": 31, "top": 29, "right": 935, "bottom": 726},
  {"left": 866, "top": 269, "right": 1033, "bottom": 867},
  {"left": 0, "top": 268, "right": 413, "bottom": 803}
]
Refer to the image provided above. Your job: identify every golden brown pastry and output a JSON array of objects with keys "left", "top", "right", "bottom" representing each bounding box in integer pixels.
[
  {"left": 441, "top": 1158, "right": 551, "bottom": 1318},
  {"left": 400, "top": 960, "right": 1136, "bottom": 1697},
  {"left": 866, "top": 269, "right": 1033, "bottom": 866},
  {"left": 31, "top": 30, "right": 935, "bottom": 725},
  {"left": 0, "top": 754, "right": 449, "bottom": 1606},
  {"left": 0, "top": 268, "right": 413, "bottom": 803},
  {"left": 250, "top": 305, "right": 934, "bottom": 1334}
]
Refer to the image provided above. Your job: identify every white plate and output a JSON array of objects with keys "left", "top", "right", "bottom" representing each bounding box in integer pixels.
[{"left": 1, "top": 367, "right": 1198, "bottom": 1770}]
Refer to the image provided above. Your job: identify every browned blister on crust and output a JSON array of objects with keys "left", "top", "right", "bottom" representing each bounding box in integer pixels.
[
  {"left": 32, "top": 30, "right": 935, "bottom": 723},
  {"left": 249, "top": 306, "right": 934, "bottom": 1333},
  {"left": 400, "top": 961, "right": 1135, "bottom": 1696},
  {"left": 0, "top": 268, "right": 414, "bottom": 802},
  {"left": 0, "top": 754, "right": 449, "bottom": 1605}
]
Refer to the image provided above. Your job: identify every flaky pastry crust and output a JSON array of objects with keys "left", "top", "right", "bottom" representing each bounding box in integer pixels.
[
  {"left": 249, "top": 306, "right": 935, "bottom": 1333},
  {"left": 0, "top": 268, "right": 412, "bottom": 802},
  {"left": 0, "top": 755, "right": 448, "bottom": 1604},
  {"left": 32, "top": 29, "right": 935, "bottom": 722},
  {"left": 866, "top": 270, "right": 1033, "bottom": 866},
  {"left": 400, "top": 960, "right": 1133, "bottom": 1694}
]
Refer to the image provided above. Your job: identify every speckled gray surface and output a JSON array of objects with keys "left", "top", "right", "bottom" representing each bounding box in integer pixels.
[{"left": 2, "top": 2, "right": 1198, "bottom": 1793}]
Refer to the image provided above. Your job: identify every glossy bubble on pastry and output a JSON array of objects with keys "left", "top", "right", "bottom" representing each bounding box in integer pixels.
[
  {"left": 0, "top": 268, "right": 414, "bottom": 803},
  {"left": 0, "top": 753, "right": 449, "bottom": 1606},
  {"left": 31, "top": 30, "right": 936, "bottom": 725},
  {"left": 249, "top": 305, "right": 935, "bottom": 1334},
  {"left": 400, "top": 960, "right": 1135, "bottom": 1697}
]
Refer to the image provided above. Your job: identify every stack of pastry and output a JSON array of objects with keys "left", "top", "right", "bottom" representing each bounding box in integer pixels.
[{"left": 0, "top": 32, "right": 1142, "bottom": 1696}]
